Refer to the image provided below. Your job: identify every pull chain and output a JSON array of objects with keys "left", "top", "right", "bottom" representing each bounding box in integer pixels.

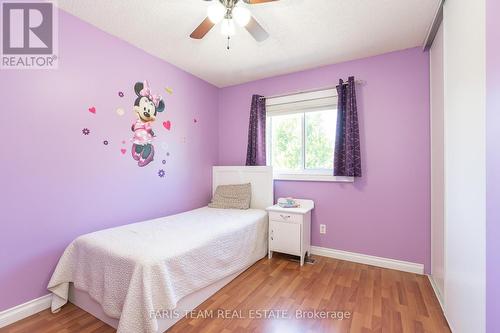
[{"left": 227, "top": 36, "right": 230, "bottom": 50}]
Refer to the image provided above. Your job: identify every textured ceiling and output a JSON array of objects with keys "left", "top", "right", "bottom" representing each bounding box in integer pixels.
[{"left": 56, "top": 0, "right": 439, "bottom": 87}]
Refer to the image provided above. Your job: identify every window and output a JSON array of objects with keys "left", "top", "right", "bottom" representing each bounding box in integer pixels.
[{"left": 266, "top": 89, "right": 353, "bottom": 182}]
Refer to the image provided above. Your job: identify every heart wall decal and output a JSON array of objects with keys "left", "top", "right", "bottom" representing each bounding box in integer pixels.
[
  {"left": 163, "top": 121, "right": 171, "bottom": 130},
  {"left": 88, "top": 107, "right": 96, "bottom": 114},
  {"left": 120, "top": 148, "right": 127, "bottom": 155}
]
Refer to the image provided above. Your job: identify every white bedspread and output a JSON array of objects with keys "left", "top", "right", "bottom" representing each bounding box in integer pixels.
[{"left": 47, "top": 207, "right": 268, "bottom": 333}]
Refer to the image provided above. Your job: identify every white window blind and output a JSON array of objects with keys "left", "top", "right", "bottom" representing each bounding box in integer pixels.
[{"left": 266, "top": 88, "right": 337, "bottom": 115}]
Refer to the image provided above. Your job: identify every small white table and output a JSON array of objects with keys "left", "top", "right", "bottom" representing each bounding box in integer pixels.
[{"left": 266, "top": 198, "right": 314, "bottom": 266}]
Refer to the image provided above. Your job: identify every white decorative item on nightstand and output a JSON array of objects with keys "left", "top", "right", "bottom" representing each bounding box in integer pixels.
[{"left": 266, "top": 198, "right": 314, "bottom": 266}]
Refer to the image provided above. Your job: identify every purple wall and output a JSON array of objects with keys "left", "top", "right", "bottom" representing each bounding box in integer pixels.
[
  {"left": 218, "top": 48, "right": 430, "bottom": 271},
  {"left": 0, "top": 11, "right": 219, "bottom": 311},
  {"left": 486, "top": 0, "right": 500, "bottom": 331}
]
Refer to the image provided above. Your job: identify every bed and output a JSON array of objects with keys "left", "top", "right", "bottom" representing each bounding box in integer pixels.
[{"left": 47, "top": 166, "right": 273, "bottom": 333}]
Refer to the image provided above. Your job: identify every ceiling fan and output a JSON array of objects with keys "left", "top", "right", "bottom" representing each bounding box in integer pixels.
[{"left": 190, "top": 0, "right": 278, "bottom": 43}]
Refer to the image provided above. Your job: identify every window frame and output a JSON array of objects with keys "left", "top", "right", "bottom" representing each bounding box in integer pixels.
[{"left": 265, "top": 88, "right": 354, "bottom": 183}]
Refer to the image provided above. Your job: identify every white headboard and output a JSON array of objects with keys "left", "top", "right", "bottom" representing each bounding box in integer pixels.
[{"left": 212, "top": 166, "right": 273, "bottom": 210}]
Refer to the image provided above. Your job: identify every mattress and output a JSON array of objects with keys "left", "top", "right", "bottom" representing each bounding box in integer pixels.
[{"left": 47, "top": 207, "right": 268, "bottom": 333}]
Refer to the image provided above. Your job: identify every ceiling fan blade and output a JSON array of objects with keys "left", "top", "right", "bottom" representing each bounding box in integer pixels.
[
  {"left": 245, "top": 0, "right": 278, "bottom": 4},
  {"left": 245, "top": 16, "right": 269, "bottom": 42},
  {"left": 190, "top": 17, "right": 215, "bottom": 39}
]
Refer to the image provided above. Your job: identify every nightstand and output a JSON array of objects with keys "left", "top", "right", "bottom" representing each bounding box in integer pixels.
[{"left": 266, "top": 198, "right": 314, "bottom": 266}]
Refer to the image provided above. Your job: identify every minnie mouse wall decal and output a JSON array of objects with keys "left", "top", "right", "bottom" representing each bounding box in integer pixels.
[{"left": 131, "top": 80, "right": 165, "bottom": 167}]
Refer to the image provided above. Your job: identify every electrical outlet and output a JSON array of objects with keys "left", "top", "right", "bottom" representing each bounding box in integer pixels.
[{"left": 320, "top": 224, "right": 326, "bottom": 234}]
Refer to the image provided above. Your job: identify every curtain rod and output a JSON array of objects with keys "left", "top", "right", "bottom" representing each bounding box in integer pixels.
[{"left": 259, "top": 79, "right": 363, "bottom": 100}]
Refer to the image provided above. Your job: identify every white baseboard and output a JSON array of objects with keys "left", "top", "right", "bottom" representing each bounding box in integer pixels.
[
  {"left": 0, "top": 294, "right": 52, "bottom": 328},
  {"left": 427, "top": 275, "right": 445, "bottom": 310},
  {"left": 310, "top": 246, "right": 425, "bottom": 274}
]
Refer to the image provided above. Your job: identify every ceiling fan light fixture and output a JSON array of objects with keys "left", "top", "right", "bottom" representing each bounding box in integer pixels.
[
  {"left": 220, "top": 18, "right": 236, "bottom": 36},
  {"left": 233, "top": 6, "right": 251, "bottom": 26},
  {"left": 207, "top": 2, "right": 225, "bottom": 23},
  {"left": 191, "top": 0, "right": 275, "bottom": 44}
]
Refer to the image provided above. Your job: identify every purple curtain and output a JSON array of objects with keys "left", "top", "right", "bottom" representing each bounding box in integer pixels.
[
  {"left": 246, "top": 95, "right": 266, "bottom": 166},
  {"left": 334, "top": 76, "right": 362, "bottom": 177}
]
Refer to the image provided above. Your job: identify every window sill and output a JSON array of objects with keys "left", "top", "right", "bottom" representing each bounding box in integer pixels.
[{"left": 273, "top": 173, "right": 354, "bottom": 183}]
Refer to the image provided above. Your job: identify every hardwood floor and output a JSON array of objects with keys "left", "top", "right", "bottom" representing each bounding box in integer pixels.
[
  {"left": 0, "top": 303, "right": 115, "bottom": 333},
  {"left": 0, "top": 254, "right": 450, "bottom": 333}
]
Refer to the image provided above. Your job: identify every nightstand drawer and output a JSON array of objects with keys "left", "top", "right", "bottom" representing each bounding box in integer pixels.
[{"left": 269, "top": 211, "right": 302, "bottom": 223}]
